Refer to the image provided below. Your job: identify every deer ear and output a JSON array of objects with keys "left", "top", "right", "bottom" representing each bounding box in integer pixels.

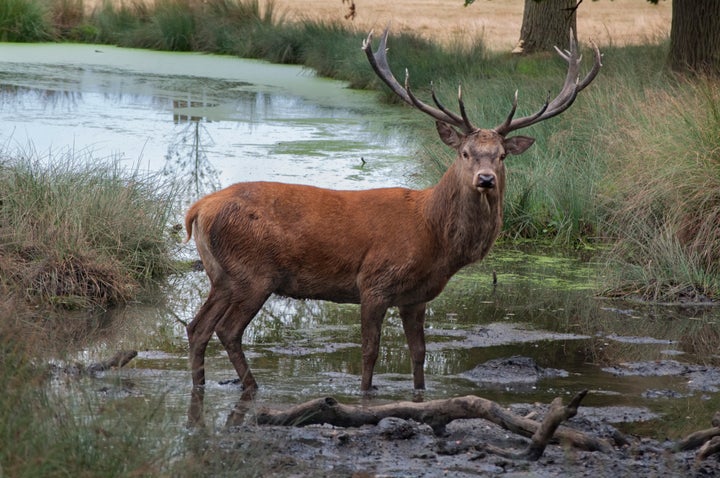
[
  {"left": 436, "top": 121, "right": 464, "bottom": 148},
  {"left": 504, "top": 135, "right": 535, "bottom": 156}
]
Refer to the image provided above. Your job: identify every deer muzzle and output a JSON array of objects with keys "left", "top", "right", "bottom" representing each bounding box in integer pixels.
[{"left": 475, "top": 173, "right": 496, "bottom": 190}]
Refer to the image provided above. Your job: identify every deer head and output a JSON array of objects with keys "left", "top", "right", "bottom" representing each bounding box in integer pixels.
[{"left": 362, "top": 28, "right": 602, "bottom": 198}]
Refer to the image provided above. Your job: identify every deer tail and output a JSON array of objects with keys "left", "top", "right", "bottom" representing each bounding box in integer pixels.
[{"left": 184, "top": 202, "right": 201, "bottom": 243}]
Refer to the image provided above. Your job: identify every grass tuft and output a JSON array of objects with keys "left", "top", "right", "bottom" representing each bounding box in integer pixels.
[
  {"left": 0, "top": 146, "right": 179, "bottom": 309},
  {"left": 598, "top": 78, "right": 720, "bottom": 301},
  {"left": 0, "top": 0, "right": 52, "bottom": 41}
]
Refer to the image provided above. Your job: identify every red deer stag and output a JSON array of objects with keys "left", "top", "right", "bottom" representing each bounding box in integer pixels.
[{"left": 185, "top": 29, "right": 601, "bottom": 398}]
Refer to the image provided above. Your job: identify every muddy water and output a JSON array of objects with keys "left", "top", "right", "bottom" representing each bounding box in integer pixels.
[
  {"left": 3, "top": 45, "right": 719, "bottom": 441},
  {"left": 84, "top": 247, "right": 720, "bottom": 440}
]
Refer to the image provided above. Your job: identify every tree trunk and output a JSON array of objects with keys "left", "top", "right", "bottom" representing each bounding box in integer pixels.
[
  {"left": 515, "top": 0, "right": 577, "bottom": 54},
  {"left": 669, "top": 0, "right": 720, "bottom": 76}
]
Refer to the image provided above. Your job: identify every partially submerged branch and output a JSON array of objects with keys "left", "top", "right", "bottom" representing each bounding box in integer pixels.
[
  {"left": 255, "top": 391, "right": 612, "bottom": 455},
  {"left": 480, "top": 390, "right": 588, "bottom": 461},
  {"left": 52, "top": 349, "right": 138, "bottom": 376},
  {"left": 676, "top": 411, "right": 720, "bottom": 461}
]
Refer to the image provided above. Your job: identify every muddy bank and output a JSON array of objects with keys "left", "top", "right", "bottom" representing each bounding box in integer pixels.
[
  {"left": 80, "top": 350, "right": 719, "bottom": 476},
  {"left": 207, "top": 356, "right": 719, "bottom": 476},
  {"left": 216, "top": 401, "right": 719, "bottom": 477}
]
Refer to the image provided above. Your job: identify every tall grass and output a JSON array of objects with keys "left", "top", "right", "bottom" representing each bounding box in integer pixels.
[
  {"left": 90, "top": 0, "right": 282, "bottom": 53},
  {"left": 0, "top": 147, "right": 179, "bottom": 309},
  {"left": 598, "top": 78, "right": 720, "bottom": 301},
  {"left": 0, "top": 0, "right": 51, "bottom": 41},
  {"left": 0, "top": 302, "right": 174, "bottom": 476}
]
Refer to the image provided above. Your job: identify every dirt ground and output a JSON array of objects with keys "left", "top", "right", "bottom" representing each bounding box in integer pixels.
[
  {"left": 87, "top": 0, "right": 672, "bottom": 50},
  {"left": 226, "top": 412, "right": 719, "bottom": 478}
]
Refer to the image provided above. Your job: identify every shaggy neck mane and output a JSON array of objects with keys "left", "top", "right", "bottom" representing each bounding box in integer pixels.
[{"left": 424, "top": 162, "right": 503, "bottom": 272}]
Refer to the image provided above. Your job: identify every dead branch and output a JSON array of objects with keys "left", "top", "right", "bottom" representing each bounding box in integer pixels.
[
  {"left": 51, "top": 349, "right": 138, "bottom": 377},
  {"left": 481, "top": 390, "right": 587, "bottom": 461},
  {"left": 675, "top": 411, "right": 720, "bottom": 460},
  {"left": 697, "top": 436, "right": 720, "bottom": 461},
  {"left": 255, "top": 392, "right": 612, "bottom": 454},
  {"left": 676, "top": 427, "right": 720, "bottom": 452},
  {"left": 86, "top": 349, "right": 138, "bottom": 373}
]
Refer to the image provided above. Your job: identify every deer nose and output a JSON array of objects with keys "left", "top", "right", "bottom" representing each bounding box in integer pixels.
[{"left": 476, "top": 173, "right": 496, "bottom": 189}]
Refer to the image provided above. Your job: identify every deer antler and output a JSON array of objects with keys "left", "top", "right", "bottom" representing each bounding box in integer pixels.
[
  {"left": 362, "top": 28, "right": 477, "bottom": 133},
  {"left": 493, "top": 29, "right": 602, "bottom": 136}
]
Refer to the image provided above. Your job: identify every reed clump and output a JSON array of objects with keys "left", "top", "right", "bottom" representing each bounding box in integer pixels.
[
  {"left": 0, "top": 148, "right": 178, "bottom": 310},
  {"left": 597, "top": 78, "right": 720, "bottom": 301}
]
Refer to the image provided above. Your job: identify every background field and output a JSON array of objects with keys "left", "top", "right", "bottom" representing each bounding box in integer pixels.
[{"left": 86, "top": 0, "right": 672, "bottom": 50}]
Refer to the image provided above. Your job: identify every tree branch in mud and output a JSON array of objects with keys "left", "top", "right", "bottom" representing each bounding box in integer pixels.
[
  {"left": 254, "top": 391, "right": 613, "bottom": 455},
  {"left": 697, "top": 436, "right": 720, "bottom": 461},
  {"left": 53, "top": 349, "right": 138, "bottom": 376},
  {"left": 479, "top": 389, "right": 587, "bottom": 461},
  {"left": 676, "top": 411, "right": 720, "bottom": 461},
  {"left": 86, "top": 349, "right": 138, "bottom": 373}
]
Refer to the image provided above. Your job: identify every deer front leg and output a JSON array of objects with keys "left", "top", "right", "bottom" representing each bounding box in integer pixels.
[
  {"left": 359, "top": 299, "right": 388, "bottom": 391},
  {"left": 399, "top": 303, "right": 427, "bottom": 390}
]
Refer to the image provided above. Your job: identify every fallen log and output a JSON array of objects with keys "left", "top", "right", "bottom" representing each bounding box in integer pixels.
[
  {"left": 86, "top": 350, "right": 138, "bottom": 373},
  {"left": 255, "top": 392, "right": 612, "bottom": 454},
  {"left": 676, "top": 426, "right": 720, "bottom": 452}
]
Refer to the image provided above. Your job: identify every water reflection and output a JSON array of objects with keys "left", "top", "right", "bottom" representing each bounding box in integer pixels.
[
  {"left": 165, "top": 108, "right": 220, "bottom": 197},
  {"left": 87, "top": 246, "right": 719, "bottom": 435},
  {"left": 0, "top": 54, "right": 418, "bottom": 204}
]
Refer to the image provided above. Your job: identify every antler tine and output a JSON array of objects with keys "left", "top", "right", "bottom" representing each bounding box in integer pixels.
[
  {"left": 457, "top": 85, "right": 476, "bottom": 132},
  {"left": 493, "top": 29, "right": 601, "bottom": 136},
  {"left": 363, "top": 28, "right": 476, "bottom": 133},
  {"left": 578, "top": 41, "right": 602, "bottom": 91},
  {"left": 430, "top": 82, "right": 466, "bottom": 126},
  {"left": 494, "top": 90, "right": 519, "bottom": 134}
]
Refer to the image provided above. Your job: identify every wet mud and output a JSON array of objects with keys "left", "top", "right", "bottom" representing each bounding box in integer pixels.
[
  {"left": 217, "top": 398, "right": 719, "bottom": 478},
  {"left": 208, "top": 354, "right": 719, "bottom": 476}
]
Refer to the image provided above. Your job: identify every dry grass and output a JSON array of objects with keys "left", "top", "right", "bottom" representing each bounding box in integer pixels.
[{"left": 84, "top": 0, "right": 671, "bottom": 50}]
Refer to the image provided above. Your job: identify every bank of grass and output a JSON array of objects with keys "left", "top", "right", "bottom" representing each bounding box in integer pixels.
[
  {"left": 0, "top": 147, "right": 179, "bottom": 309},
  {"left": 597, "top": 78, "right": 720, "bottom": 301},
  {"left": 1, "top": 0, "right": 718, "bottom": 301}
]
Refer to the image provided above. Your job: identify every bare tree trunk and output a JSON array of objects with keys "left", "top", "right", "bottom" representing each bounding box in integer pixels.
[
  {"left": 515, "top": 0, "right": 577, "bottom": 54},
  {"left": 669, "top": 0, "right": 720, "bottom": 76}
]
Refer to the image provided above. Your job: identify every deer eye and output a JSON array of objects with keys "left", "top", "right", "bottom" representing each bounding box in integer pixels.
[
  {"left": 462, "top": 151, "right": 470, "bottom": 160},
  {"left": 499, "top": 153, "right": 507, "bottom": 161}
]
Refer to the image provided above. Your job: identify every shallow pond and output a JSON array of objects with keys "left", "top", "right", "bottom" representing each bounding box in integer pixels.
[
  {"left": 3, "top": 44, "right": 719, "bottom": 442},
  {"left": 0, "top": 43, "right": 418, "bottom": 194}
]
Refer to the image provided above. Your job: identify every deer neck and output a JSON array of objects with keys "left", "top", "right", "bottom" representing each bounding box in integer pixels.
[{"left": 424, "top": 162, "right": 503, "bottom": 271}]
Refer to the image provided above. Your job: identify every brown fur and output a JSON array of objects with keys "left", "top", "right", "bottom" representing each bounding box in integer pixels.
[{"left": 185, "top": 121, "right": 534, "bottom": 397}]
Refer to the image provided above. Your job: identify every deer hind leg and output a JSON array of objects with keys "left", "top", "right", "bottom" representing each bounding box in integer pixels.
[
  {"left": 187, "top": 287, "right": 232, "bottom": 390},
  {"left": 359, "top": 298, "right": 389, "bottom": 391},
  {"left": 399, "top": 303, "right": 427, "bottom": 390},
  {"left": 214, "top": 286, "right": 271, "bottom": 398}
]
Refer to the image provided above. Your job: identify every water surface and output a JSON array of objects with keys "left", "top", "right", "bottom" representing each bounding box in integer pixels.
[{"left": 0, "top": 43, "right": 418, "bottom": 194}]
